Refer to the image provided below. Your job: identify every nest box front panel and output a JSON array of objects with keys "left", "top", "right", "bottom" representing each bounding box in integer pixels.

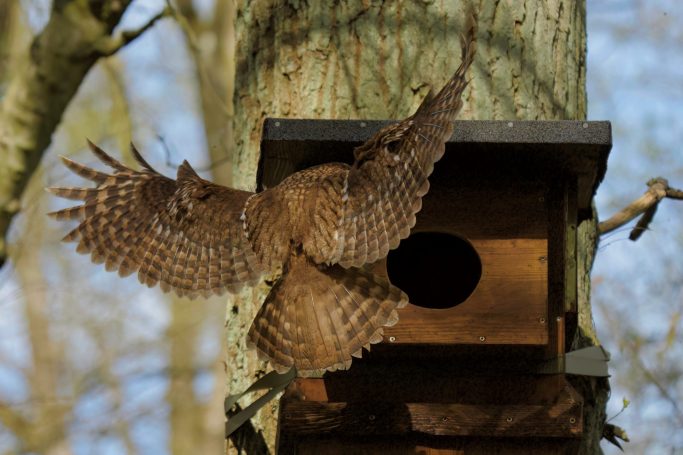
[
  {"left": 258, "top": 119, "right": 611, "bottom": 353},
  {"left": 381, "top": 169, "right": 549, "bottom": 347}
]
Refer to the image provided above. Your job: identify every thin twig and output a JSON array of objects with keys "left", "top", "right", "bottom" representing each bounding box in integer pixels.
[
  {"left": 667, "top": 187, "right": 683, "bottom": 199},
  {"left": 165, "top": 0, "right": 233, "bottom": 117},
  {"left": 157, "top": 135, "right": 231, "bottom": 172},
  {"left": 603, "top": 423, "right": 629, "bottom": 451},
  {"left": 94, "top": 7, "right": 171, "bottom": 57}
]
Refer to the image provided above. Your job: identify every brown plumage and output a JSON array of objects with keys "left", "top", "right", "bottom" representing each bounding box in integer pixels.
[{"left": 48, "top": 20, "right": 476, "bottom": 376}]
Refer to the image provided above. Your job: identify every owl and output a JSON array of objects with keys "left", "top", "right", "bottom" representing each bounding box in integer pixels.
[{"left": 48, "top": 25, "right": 475, "bottom": 376}]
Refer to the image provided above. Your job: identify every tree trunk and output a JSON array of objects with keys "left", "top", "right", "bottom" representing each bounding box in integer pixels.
[
  {"left": 0, "top": 0, "right": 21, "bottom": 86},
  {"left": 11, "top": 170, "right": 73, "bottom": 454},
  {"left": 229, "top": 1, "right": 603, "bottom": 453},
  {"left": 177, "top": 0, "right": 237, "bottom": 188}
]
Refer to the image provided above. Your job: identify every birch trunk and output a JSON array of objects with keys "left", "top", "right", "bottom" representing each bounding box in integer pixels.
[{"left": 229, "top": 1, "right": 603, "bottom": 453}]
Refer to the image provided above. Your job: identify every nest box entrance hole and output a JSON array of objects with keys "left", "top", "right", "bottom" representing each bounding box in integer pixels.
[{"left": 386, "top": 232, "right": 482, "bottom": 309}]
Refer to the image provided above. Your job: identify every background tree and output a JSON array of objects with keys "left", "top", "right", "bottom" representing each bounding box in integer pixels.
[
  {"left": 0, "top": 1, "right": 226, "bottom": 453},
  {"left": 0, "top": 0, "right": 167, "bottom": 266}
]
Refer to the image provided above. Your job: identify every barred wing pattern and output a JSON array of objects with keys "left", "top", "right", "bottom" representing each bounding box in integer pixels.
[
  {"left": 304, "top": 27, "right": 477, "bottom": 268},
  {"left": 244, "top": 163, "right": 350, "bottom": 268},
  {"left": 48, "top": 14, "right": 476, "bottom": 375},
  {"left": 48, "top": 142, "right": 264, "bottom": 298}
]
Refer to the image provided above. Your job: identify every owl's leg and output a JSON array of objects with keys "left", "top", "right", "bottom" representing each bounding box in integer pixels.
[{"left": 246, "top": 254, "right": 407, "bottom": 377}]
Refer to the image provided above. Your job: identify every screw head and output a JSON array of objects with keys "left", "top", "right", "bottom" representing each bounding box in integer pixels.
[
  {"left": 506, "top": 417, "right": 513, "bottom": 423},
  {"left": 539, "top": 317, "right": 546, "bottom": 324},
  {"left": 389, "top": 336, "right": 396, "bottom": 342},
  {"left": 569, "top": 417, "right": 577, "bottom": 424},
  {"left": 479, "top": 336, "right": 486, "bottom": 342},
  {"left": 274, "top": 121, "right": 281, "bottom": 127}
]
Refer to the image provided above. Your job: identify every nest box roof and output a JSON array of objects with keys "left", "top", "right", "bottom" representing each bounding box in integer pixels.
[{"left": 257, "top": 119, "right": 611, "bottom": 217}]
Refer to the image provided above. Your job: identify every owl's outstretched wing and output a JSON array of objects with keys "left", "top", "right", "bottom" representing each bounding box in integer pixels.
[
  {"left": 305, "top": 22, "right": 477, "bottom": 268},
  {"left": 48, "top": 141, "right": 264, "bottom": 298}
]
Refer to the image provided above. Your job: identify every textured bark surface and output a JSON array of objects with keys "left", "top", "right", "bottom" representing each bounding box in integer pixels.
[
  {"left": 0, "top": 0, "right": 166, "bottom": 266},
  {"left": 572, "top": 211, "right": 610, "bottom": 455},
  {"left": 229, "top": 1, "right": 600, "bottom": 453}
]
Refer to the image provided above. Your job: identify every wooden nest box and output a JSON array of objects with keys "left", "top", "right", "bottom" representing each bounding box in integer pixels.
[{"left": 257, "top": 118, "right": 611, "bottom": 454}]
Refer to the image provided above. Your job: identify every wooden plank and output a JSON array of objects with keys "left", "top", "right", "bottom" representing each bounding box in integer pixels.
[
  {"left": 277, "top": 375, "right": 583, "bottom": 452},
  {"left": 383, "top": 238, "right": 548, "bottom": 345},
  {"left": 278, "top": 373, "right": 583, "bottom": 452},
  {"left": 416, "top": 173, "right": 548, "bottom": 240},
  {"left": 546, "top": 182, "right": 567, "bottom": 359},
  {"left": 295, "top": 438, "right": 579, "bottom": 455},
  {"left": 279, "top": 401, "right": 581, "bottom": 438},
  {"left": 293, "top": 375, "right": 578, "bottom": 405}
]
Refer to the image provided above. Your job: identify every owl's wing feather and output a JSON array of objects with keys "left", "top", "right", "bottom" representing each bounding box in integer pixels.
[
  {"left": 48, "top": 141, "right": 265, "bottom": 298},
  {"left": 306, "top": 23, "right": 476, "bottom": 268},
  {"left": 247, "top": 253, "right": 407, "bottom": 376}
]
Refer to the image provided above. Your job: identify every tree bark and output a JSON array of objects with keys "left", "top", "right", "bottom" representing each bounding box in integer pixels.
[
  {"left": 229, "top": 1, "right": 602, "bottom": 453},
  {"left": 572, "top": 209, "right": 610, "bottom": 454},
  {"left": 0, "top": 0, "right": 166, "bottom": 266}
]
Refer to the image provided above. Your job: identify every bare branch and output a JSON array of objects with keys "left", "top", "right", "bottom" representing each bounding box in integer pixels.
[
  {"left": 94, "top": 7, "right": 171, "bottom": 57},
  {"left": 598, "top": 177, "right": 682, "bottom": 240},
  {"left": 667, "top": 186, "right": 683, "bottom": 200},
  {"left": 629, "top": 201, "right": 658, "bottom": 241},
  {"left": 0, "top": 403, "right": 31, "bottom": 441},
  {"left": 603, "top": 423, "right": 629, "bottom": 451}
]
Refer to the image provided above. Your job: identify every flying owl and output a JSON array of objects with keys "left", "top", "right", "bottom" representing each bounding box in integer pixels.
[{"left": 48, "top": 25, "right": 475, "bottom": 376}]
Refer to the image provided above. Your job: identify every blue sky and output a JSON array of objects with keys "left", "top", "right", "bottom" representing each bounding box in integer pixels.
[{"left": 588, "top": 1, "right": 683, "bottom": 453}]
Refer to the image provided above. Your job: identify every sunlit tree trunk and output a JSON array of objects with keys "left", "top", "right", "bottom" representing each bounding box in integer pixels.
[
  {"left": 230, "top": 1, "right": 602, "bottom": 453},
  {"left": 0, "top": 4, "right": 71, "bottom": 451},
  {"left": 0, "top": 0, "right": 21, "bottom": 86},
  {"left": 177, "top": 0, "right": 236, "bottom": 188},
  {"left": 166, "top": 297, "right": 205, "bottom": 454},
  {"left": 10, "top": 172, "right": 72, "bottom": 455}
]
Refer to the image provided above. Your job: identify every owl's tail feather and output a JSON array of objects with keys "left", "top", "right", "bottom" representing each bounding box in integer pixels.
[{"left": 247, "top": 255, "right": 407, "bottom": 376}]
